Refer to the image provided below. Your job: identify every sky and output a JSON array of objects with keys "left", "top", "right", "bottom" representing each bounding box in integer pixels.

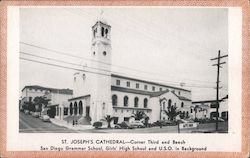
[{"left": 19, "top": 7, "right": 228, "bottom": 101}]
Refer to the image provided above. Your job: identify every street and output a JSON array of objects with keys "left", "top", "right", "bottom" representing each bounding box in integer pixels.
[
  {"left": 19, "top": 112, "right": 78, "bottom": 133},
  {"left": 20, "top": 112, "right": 228, "bottom": 133}
]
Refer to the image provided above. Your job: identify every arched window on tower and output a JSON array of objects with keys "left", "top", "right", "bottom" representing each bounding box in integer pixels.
[
  {"left": 101, "top": 27, "right": 104, "bottom": 37},
  {"left": 144, "top": 98, "right": 148, "bottom": 108},
  {"left": 181, "top": 102, "right": 184, "bottom": 108},
  {"left": 112, "top": 95, "right": 117, "bottom": 106},
  {"left": 105, "top": 28, "right": 108, "bottom": 38},
  {"left": 124, "top": 96, "right": 128, "bottom": 107},
  {"left": 134, "top": 97, "right": 138, "bottom": 107}
]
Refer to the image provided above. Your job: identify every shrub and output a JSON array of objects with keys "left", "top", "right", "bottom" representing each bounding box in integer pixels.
[{"left": 93, "top": 121, "right": 102, "bottom": 129}]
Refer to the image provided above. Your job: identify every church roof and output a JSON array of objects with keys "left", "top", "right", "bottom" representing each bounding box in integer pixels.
[
  {"left": 111, "top": 74, "right": 191, "bottom": 92},
  {"left": 111, "top": 86, "right": 191, "bottom": 101}
]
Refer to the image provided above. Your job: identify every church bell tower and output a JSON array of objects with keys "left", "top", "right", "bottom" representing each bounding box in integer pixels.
[{"left": 90, "top": 19, "right": 112, "bottom": 123}]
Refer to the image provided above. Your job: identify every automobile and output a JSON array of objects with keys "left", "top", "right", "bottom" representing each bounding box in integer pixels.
[
  {"left": 114, "top": 124, "right": 122, "bottom": 129},
  {"left": 41, "top": 115, "right": 50, "bottom": 122},
  {"left": 211, "top": 117, "right": 225, "bottom": 122},
  {"left": 120, "top": 121, "right": 134, "bottom": 129},
  {"left": 130, "top": 121, "right": 145, "bottom": 128},
  {"left": 24, "top": 110, "right": 29, "bottom": 115},
  {"left": 32, "top": 112, "right": 40, "bottom": 118}
]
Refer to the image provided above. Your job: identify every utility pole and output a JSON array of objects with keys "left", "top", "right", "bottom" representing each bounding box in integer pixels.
[{"left": 210, "top": 50, "right": 228, "bottom": 131}]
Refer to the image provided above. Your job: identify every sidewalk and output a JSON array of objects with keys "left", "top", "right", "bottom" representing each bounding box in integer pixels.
[{"left": 50, "top": 118, "right": 93, "bottom": 130}]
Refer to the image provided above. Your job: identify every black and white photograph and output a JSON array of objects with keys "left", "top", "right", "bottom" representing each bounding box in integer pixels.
[{"left": 18, "top": 7, "right": 229, "bottom": 134}]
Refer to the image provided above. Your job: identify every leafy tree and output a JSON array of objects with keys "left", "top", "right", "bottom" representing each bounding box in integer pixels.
[
  {"left": 33, "top": 96, "right": 49, "bottom": 112},
  {"left": 104, "top": 115, "right": 114, "bottom": 128},
  {"left": 164, "top": 105, "right": 180, "bottom": 121}
]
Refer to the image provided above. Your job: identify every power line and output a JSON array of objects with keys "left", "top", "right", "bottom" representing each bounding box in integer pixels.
[
  {"left": 20, "top": 41, "right": 217, "bottom": 85},
  {"left": 20, "top": 50, "right": 218, "bottom": 88},
  {"left": 20, "top": 54, "right": 220, "bottom": 89}
]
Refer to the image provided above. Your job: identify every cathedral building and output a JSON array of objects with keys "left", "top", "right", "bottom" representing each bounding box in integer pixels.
[{"left": 55, "top": 19, "right": 193, "bottom": 125}]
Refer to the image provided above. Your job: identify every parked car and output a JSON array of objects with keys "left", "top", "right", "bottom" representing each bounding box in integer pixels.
[
  {"left": 24, "top": 110, "right": 29, "bottom": 115},
  {"left": 130, "top": 121, "right": 145, "bottom": 128},
  {"left": 211, "top": 117, "right": 225, "bottom": 122},
  {"left": 32, "top": 112, "right": 40, "bottom": 118},
  {"left": 41, "top": 115, "right": 50, "bottom": 122},
  {"left": 114, "top": 124, "right": 122, "bottom": 129},
  {"left": 120, "top": 121, "right": 134, "bottom": 129}
]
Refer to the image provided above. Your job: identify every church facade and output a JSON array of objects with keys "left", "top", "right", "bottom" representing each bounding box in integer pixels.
[{"left": 55, "top": 19, "right": 193, "bottom": 125}]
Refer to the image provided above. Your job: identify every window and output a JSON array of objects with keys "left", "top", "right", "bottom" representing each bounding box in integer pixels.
[
  {"left": 64, "top": 107, "right": 68, "bottom": 115},
  {"left": 152, "top": 86, "right": 155, "bottom": 91},
  {"left": 136, "top": 83, "right": 139, "bottom": 89},
  {"left": 181, "top": 102, "right": 184, "bottom": 108},
  {"left": 112, "top": 95, "right": 118, "bottom": 106},
  {"left": 160, "top": 88, "right": 162, "bottom": 91},
  {"left": 70, "top": 103, "right": 73, "bottom": 115},
  {"left": 144, "top": 85, "right": 148, "bottom": 90},
  {"left": 93, "top": 51, "right": 95, "bottom": 55},
  {"left": 178, "top": 91, "right": 181, "bottom": 95},
  {"left": 168, "top": 99, "right": 172, "bottom": 108},
  {"left": 29, "top": 97, "right": 32, "bottom": 102},
  {"left": 101, "top": 27, "right": 104, "bottom": 37},
  {"left": 134, "top": 97, "right": 139, "bottom": 107},
  {"left": 74, "top": 102, "right": 77, "bottom": 115},
  {"left": 105, "top": 29, "right": 108, "bottom": 38},
  {"left": 116, "top": 80, "right": 120, "bottom": 86},
  {"left": 103, "top": 103, "right": 105, "bottom": 110},
  {"left": 126, "top": 81, "right": 130, "bottom": 87},
  {"left": 124, "top": 96, "right": 128, "bottom": 107},
  {"left": 124, "top": 117, "right": 130, "bottom": 121},
  {"left": 144, "top": 98, "right": 148, "bottom": 108},
  {"left": 103, "top": 51, "right": 107, "bottom": 56},
  {"left": 79, "top": 101, "right": 83, "bottom": 115}
]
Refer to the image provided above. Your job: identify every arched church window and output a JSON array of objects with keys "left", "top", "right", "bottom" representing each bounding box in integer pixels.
[
  {"left": 112, "top": 95, "right": 117, "bottom": 106},
  {"left": 101, "top": 27, "right": 104, "bottom": 37},
  {"left": 74, "top": 102, "right": 77, "bottom": 115},
  {"left": 103, "top": 51, "right": 107, "bottom": 56},
  {"left": 163, "top": 102, "right": 165, "bottom": 110},
  {"left": 168, "top": 99, "right": 172, "bottom": 108},
  {"left": 79, "top": 101, "right": 83, "bottom": 115},
  {"left": 144, "top": 98, "right": 148, "bottom": 108},
  {"left": 124, "top": 96, "right": 128, "bottom": 107},
  {"left": 134, "top": 97, "right": 138, "bottom": 107},
  {"left": 70, "top": 102, "right": 73, "bottom": 115}
]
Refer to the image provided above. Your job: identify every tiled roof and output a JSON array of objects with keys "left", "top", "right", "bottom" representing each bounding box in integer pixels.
[
  {"left": 111, "top": 74, "right": 191, "bottom": 92},
  {"left": 22, "top": 85, "right": 73, "bottom": 95},
  {"left": 68, "top": 94, "right": 91, "bottom": 101}
]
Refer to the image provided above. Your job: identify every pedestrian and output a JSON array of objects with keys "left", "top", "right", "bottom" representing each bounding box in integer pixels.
[
  {"left": 73, "top": 120, "right": 75, "bottom": 126},
  {"left": 75, "top": 120, "right": 78, "bottom": 126}
]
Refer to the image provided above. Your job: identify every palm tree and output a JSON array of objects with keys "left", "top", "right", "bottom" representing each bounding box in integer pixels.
[
  {"left": 133, "top": 111, "right": 145, "bottom": 120},
  {"left": 164, "top": 105, "right": 180, "bottom": 121},
  {"left": 104, "top": 115, "right": 114, "bottom": 128}
]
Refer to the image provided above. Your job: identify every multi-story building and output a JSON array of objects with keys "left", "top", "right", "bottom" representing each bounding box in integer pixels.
[
  {"left": 191, "top": 97, "right": 228, "bottom": 120},
  {"left": 21, "top": 85, "right": 73, "bottom": 118},
  {"left": 55, "top": 18, "right": 193, "bottom": 125}
]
